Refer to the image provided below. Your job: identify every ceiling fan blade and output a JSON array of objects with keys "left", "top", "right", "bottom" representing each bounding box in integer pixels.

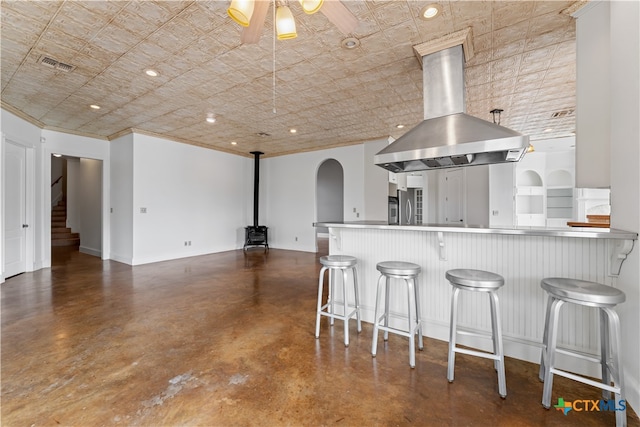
[
  {"left": 241, "top": 0, "right": 270, "bottom": 44},
  {"left": 320, "top": 0, "right": 358, "bottom": 35}
]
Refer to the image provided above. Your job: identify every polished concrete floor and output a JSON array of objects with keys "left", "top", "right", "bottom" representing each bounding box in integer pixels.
[{"left": 2, "top": 243, "right": 638, "bottom": 426}]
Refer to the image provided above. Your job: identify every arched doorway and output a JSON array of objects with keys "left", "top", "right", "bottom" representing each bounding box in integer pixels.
[{"left": 316, "top": 159, "right": 344, "bottom": 253}]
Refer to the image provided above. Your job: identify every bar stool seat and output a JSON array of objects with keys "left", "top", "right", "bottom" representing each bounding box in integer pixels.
[
  {"left": 371, "top": 261, "right": 423, "bottom": 368},
  {"left": 315, "top": 255, "right": 362, "bottom": 347},
  {"left": 446, "top": 268, "right": 506, "bottom": 398},
  {"left": 539, "top": 277, "right": 626, "bottom": 426}
]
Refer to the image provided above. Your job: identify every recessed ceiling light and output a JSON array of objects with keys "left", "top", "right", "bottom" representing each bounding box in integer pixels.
[
  {"left": 289, "top": 128, "right": 297, "bottom": 134},
  {"left": 341, "top": 37, "right": 360, "bottom": 49},
  {"left": 90, "top": 104, "right": 100, "bottom": 110},
  {"left": 396, "top": 124, "right": 405, "bottom": 129},
  {"left": 420, "top": 4, "right": 441, "bottom": 20},
  {"left": 231, "top": 141, "right": 237, "bottom": 145},
  {"left": 544, "top": 128, "right": 553, "bottom": 133},
  {"left": 206, "top": 113, "right": 216, "bottom": 123},
  {"left": 145, "top": 69, "right": 159, "bottom": 77},
  {"left": 53, "top": 153, "right": 62, "bottom": 157}
]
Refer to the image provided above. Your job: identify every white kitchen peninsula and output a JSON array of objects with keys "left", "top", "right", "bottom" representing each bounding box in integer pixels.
[{"left": 313, "top": 221, "right": 637, "bottom": 378}]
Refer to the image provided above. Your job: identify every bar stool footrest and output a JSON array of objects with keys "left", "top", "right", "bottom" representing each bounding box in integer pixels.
[
  {"left": 550, "top": 367, "right": 621, "bottom": 394},
  {"left": 375, "top": 324, "right": 421, "bottom": 340},
  {"left": 319, "top": 307, "right": 358, "bottom": 322},
  {"left": 452, "top": 346, "right": 501, "bottom": 362}
]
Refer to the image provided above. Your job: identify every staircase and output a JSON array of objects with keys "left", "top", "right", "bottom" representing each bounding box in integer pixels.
[{"left": 51, "top": 200, "right": 80, "bottom": 247}]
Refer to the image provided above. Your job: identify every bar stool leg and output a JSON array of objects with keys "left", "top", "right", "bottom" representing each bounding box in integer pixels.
[
  {"left": 406, "top": 278, "right": 416, "bottom": 368},
  {"left": 342, "top": 269, "right": 350, "bottom": 347},
  {"left": 353, "top": 267, "right": 362, "bottom": 333},
  {"left": 600, "top": 308, "right": 611, "bottom": 400},
  {"left": 414, "top": 277, "right": 424, "bottom": 351},
  {"left": 383, "top": 277, "right": 390, "bottom": 342},
  {"left": 542, "top": 298, "right": 564, "bottom": 408},
  {"left": 315, "top": 266, "right": 328, "bottom": 339},
  {"left": 329, "top": 269, "right": 335, "bottom": 326},
  {"left": 447, "top": 287, "right": 461, "bottom": 383},
  {"left": 371, "top": 274, "right": 386, "bottom": 358},
  {"left": 489, "top": 290, "right": 507, "bottom": 398},
  {"left": 604, "top": 307, "right": 626, "bottom": 427},
  {"left": 539, "top": 294, "right": 554, "bottom": 381}
]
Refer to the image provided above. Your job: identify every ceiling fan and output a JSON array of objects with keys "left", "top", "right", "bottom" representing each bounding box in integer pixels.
[{"left": 227, "top": 0, "right": 359, "bottom": 43}]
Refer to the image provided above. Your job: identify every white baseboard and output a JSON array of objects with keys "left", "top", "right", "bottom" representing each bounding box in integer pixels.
[{"left": 79, "top": 246, "right": 102, "bottom": 258}]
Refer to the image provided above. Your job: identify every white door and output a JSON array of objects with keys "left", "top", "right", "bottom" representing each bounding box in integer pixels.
[
  {"left": 444, "top": 169, "right": 464, "bottom": 224},
  {"left": 4, "top": 141, "right": 27, "bottom": 277}
]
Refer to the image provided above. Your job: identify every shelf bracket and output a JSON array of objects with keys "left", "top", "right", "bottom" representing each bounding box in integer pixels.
[
  {"left": 329, "top": 228, "right": 342, "bottom": 253},
  {"left": 437, "top": 231, "right": 446, "bottom": 261},
  {"left": 608, "top": 239, "right": 634, "bottom": 277}
]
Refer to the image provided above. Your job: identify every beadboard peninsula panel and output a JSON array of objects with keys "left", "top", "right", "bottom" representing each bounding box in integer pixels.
[{"left": 326, "top": 226, "right": 621, "bottom": 376}]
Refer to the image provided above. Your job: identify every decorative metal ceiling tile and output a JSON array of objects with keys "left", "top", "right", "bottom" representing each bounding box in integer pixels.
[{"left": 0, "top": 0, "right": 581, "bottom": 157}]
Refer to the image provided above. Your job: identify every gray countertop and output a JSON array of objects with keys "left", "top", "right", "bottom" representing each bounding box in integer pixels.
[{"left": 313, "top": 221, "right": 638, "bottom": 240}]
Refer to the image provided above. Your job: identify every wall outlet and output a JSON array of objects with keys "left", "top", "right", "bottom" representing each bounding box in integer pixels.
[
  {"left": 295, "top": 237, "right": 298, "bottom": 241},
  {"left": 353, "top": 207, "right": 356, "bottom": 213},
  {"left": 188, "top": 241, "right": 192, "bottom": 246},
  {"left": 184, "top": 241, "right": 188, "bottom": 246},
  {"left": 356, "top": 213, "right": 360, "bottom": 218},
  {"left": 492, "top": 210, "right": 499, "bottom": 216},
  {"left": 140, "top": 207, "right": 147, "bottom": 213}
]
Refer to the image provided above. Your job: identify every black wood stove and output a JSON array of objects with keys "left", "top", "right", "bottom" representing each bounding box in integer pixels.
[{"left": 244, "top": 151, "right": 269, "bottom": 251}]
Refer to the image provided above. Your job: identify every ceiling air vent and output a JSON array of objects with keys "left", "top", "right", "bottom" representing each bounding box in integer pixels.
[
  {"left": 37, "top": 55, "right": 76, "bottom": 73},
  {"left": 551, "top": 109, "right": 574, "bottom": 118}
]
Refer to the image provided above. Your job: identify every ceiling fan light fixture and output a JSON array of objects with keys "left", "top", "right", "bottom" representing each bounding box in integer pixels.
[
  {"left": 299, "top": 0, "right": 323, "bottom": 14},
  {"left": 420, "top": 4, "right": 441, "bottom": 20},
  {"left": 228, "top": 0, "right": 255, "bottom": 27},
  {"left": 276, "top": 5, "right": 297, "bottom": 40}
]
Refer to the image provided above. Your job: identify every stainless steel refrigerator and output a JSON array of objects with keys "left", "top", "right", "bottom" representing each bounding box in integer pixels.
[{"left": 398, "top": 189, "right": 417, "bottom": 225}]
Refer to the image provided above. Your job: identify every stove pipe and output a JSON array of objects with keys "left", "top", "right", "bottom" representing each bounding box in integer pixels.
[{"left": 250, "top": 151, "right": 263, "bottom": 227}]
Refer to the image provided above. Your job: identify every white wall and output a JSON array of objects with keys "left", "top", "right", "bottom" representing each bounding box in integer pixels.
[
  {"left": 262, "top": 143, "right": 368, "bottom": 252},
  {"left": 129, "top": 133, "right": 249, "bottom": 265},
  {"left": 79, "top": 158, "right": 102, "bottom": 256},
  {"left": 465, "top": 165, "right": 490, "bottom": 226},
  {"left": 575, "top": 0, "right": 611, "bottom": 188},
  {"left": 363, "top": 138, "right": 390, "bottom": 221},
  {"left": 608, "top": 0, "right": 640, "bottom": 414},
  {"left": 489, "top": 163, "right": 515, "bottom": 227},
  {"left": 66, "top": 158, "right": 80, "bottom": 233},
  {"left": 109, "top": 134, "right": 134, "bottom": 264}
]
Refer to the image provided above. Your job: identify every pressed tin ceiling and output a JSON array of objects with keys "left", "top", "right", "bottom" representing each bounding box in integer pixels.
[{"left": 0, "top": 1, "right": 580, "bottom": 158}]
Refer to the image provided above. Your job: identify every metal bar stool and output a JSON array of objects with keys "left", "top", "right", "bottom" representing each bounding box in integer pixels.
[
  {"left": 371, "top": 261, "right": 423, "bottom": 368},
  {"left": 539, "top": 278, "right": 626, "bottom": 426},
  {"left": 446, "top": 269, "right": 507, "bottom": 398},
  {"left": 315, "top": 255, "right": 362, "bottom": 347}
]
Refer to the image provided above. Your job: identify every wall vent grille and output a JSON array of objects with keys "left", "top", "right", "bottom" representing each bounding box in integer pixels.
[{"left": 551, "top": 109, "right": 574, "bottom": 118}]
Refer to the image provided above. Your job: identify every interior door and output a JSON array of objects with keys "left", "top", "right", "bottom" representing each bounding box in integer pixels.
[
  {"left": 444, "top": 169, "right": 464, "bottom": 224},
  {"left": 4, "top": 141, "right": 27, "bottom": 277}
]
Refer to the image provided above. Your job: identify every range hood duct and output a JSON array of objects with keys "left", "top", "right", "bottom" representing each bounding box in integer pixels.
[{"left": 375, "top": 40, "right": 529, "bottom": 172}]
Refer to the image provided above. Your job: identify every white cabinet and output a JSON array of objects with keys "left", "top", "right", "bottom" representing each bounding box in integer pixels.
[{"left": 389, "top": 172, "right": 407, "bottom": 191}]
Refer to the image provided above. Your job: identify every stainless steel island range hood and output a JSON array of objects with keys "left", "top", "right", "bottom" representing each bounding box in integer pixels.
[{"left": 375, "top": 31, "right": 529, "bottom": 172}]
